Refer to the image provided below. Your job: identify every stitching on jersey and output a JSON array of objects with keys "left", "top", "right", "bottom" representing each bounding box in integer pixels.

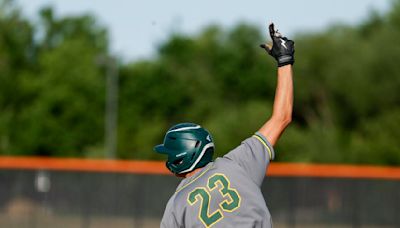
[
  {"left": 176, "top": 165, "right": 212, "bottom": 193},
  {"left": 252, "top": 135, "right": 273, "bottom": 160}
]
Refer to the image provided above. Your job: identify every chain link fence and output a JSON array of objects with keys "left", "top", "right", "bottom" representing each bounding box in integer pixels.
[{"left": 1, "top": 169, "right": 399, "bottom": 228}]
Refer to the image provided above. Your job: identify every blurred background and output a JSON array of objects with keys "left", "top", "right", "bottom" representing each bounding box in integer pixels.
[{"left": 1, "top": 0, "right": 400, "bottom": 227}]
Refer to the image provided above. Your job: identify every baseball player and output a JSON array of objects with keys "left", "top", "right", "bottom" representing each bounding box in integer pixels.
[{"left": 154, "top": 23, "right": 294, "bottom": 228}]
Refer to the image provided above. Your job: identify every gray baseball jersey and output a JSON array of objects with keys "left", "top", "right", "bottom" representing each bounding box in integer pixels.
[{"left": 160, "top": 132, "right": 275, "bottom": 228}]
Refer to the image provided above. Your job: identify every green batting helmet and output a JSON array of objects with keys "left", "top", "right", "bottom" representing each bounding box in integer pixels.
[{"left": 154, "top": 123, "right": 214, "bottom": 174}]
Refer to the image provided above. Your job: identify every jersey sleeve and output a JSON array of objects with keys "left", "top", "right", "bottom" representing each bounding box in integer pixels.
[
  {"left": 160, "top": 196, "right": 180, "bottom": 228},
  {"left": 223, "top": 132, "right": 275, "bottom": 186}
]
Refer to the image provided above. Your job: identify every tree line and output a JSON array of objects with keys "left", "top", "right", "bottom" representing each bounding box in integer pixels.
[{"left": 0, "top": 0, "right": 399, "bottom": 165}]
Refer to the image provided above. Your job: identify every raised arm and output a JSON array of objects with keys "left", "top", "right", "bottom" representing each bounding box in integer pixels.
[
  {"left": 259, "top": 65, "right": 293, "bottom": 145},
  {"left": 259, "top": 23, "right": 295, "bottom": 146}
]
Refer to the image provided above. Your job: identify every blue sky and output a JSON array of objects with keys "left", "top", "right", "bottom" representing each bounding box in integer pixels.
[{"left": 17, "top": 0, "right": 390, "bottom": 61}]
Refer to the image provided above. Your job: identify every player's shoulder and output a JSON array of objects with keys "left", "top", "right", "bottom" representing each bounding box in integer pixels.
[
  {"left": 166, "top": 187, "right": 187, "bottom": 214},
  {"left": 164, "top": 192, "right": 178, "bottom": 213},
  {"left": 213, "top": 156, "right": 239, "bottom": 168},
  {"left": 224, "top": 133, "right": 275, "bottom": 161}
]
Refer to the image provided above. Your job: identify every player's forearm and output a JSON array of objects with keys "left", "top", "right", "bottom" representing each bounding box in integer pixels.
[
  {"left": 259, "top": 65, "right": 293, "bottom": 145},
  {"left": 272, "top": 65, "right": 293, "bottom": 124}
]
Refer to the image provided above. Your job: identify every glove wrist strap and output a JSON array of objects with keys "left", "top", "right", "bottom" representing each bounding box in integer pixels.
[{"left": 277, "top": 55, "right": 294, "bottom": 67}]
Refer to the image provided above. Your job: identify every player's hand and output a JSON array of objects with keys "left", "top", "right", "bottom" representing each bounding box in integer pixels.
[{"left": 260, "top": 23, "right": 295, "bottom": 67}]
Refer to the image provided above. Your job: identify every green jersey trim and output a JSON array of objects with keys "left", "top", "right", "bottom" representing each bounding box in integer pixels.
[{"left": 252, "top": 133, "right": 274, "bottom": 160}]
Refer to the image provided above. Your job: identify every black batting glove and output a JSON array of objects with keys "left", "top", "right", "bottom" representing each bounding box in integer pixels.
[{"left": 260, "top": 23, "right": 295, "bottom": 67}]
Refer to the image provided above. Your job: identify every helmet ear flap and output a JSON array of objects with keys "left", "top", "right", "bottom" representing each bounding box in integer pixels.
[
  {"left": 190, "top": 151, "right": 196, "bottom": 161},
  {"left": 195, "top": 146, "right": 214, "bottom": 170}
]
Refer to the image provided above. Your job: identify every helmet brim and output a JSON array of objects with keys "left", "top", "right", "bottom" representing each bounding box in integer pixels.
[{"left": 154, "top": 144, "right": 170, "bottom": 154}]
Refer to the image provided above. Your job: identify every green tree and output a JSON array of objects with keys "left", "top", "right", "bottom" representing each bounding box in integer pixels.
[
  {"left": 0, "top": 0, "right": 34, "bottom": 153},
  {"left": 0, "top": 3, "right": 109, "bottom": 157},
  {"left": 1, "top": 0, "right": 400, "bottom": 165}
]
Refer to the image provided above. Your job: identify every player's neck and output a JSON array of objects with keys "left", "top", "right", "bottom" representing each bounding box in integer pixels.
[
  {"left": 176, "top": 167, "right": 203, "bottom": 178},
  {"left": 186, "top": 168, "right": 202, "bottom": 178}
]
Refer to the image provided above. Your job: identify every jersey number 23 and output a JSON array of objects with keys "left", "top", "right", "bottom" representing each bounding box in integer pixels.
[{"left": 187, "top": 173, "right": 241, "bottom": 227}]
